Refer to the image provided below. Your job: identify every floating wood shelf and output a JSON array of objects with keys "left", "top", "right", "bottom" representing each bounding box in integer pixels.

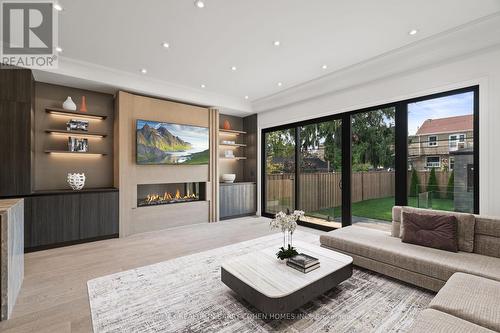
[
  {"left": 45, "top": 129, "right": 107, "bottom": 138},
  {"left": 220, "top": 156, "right": 247, "bottom": 160},
  {"left": 45, "top": 108, "right": 107, "bottom": 120},
  {"left": 219, "top": 143, "right": 246, "bottom": 147},
  {"left": 219, "top": 129, "right": 246, "bottom": 135},
  {"left": 45, "top": 150, "right": 107, "bottom": 156}
]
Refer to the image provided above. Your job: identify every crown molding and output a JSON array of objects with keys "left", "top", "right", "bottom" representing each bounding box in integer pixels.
[
  {"left": 33, "top": 57, "right": 253, "bottom": 115},
  {"left": 253, "top": 13, "right": 500, "bottom": 113}
]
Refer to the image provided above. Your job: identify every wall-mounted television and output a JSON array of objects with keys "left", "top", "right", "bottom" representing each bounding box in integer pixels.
[{"left": 136, "top": 119, "right": 209, "bottom": 165}]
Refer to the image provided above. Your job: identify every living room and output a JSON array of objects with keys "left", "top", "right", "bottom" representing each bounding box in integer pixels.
[{"left": 1, "top": 1, "right": 500, "bottom": 332}]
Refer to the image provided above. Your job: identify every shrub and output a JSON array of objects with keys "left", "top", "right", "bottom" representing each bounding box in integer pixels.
[
  {"left": 447, "top": 171, "right": 454, "bottom": 200},
  {"left": 409, "top": 169, "right": 420, "bottom": 197},
  {"left": 427, "top": 167, "right": 439, "bottom": 196}
]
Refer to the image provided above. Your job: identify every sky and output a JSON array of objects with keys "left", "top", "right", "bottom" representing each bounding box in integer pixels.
[
  {"left": 408, "top": 91, "right": 473, "bottom": 135},
  {"left": 138, "top": 120, "right": 209, "bottom": 151}
]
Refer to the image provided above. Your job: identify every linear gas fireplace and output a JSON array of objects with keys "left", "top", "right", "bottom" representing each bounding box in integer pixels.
[{"left": 137, "top": 182, "right": 206, "bottom": 207}]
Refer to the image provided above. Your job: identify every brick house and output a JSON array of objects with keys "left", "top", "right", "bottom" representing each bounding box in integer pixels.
[{"left": 408, "top": 115, "right": 473, "bottom": 171}]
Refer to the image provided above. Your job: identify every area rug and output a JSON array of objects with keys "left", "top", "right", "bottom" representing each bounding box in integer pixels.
[{"left": 87, "top": 231, "right": 434, "bottom": 333}]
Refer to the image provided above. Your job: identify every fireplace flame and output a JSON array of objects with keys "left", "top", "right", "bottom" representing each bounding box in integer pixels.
[{"left": 142, "top": 188, "right": 198, "bottom": 206}]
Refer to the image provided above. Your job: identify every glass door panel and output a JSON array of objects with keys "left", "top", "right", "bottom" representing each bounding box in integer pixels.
[
  {"left": 407, "top": 91, "right": 475, "bottom": 213},
  {"left": 299, "top": 119, "right": 342, "bottom": 228},
  {"left": 351, "top": 108, "right": 395, "bottom": 224},
  {"left": 264, "top": 128, "right": 296, "bottom": 215}
]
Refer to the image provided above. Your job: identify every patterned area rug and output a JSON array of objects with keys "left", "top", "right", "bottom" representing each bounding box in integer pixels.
[{"left": 87, "top": 231, "right": 434, "bottom": 333}]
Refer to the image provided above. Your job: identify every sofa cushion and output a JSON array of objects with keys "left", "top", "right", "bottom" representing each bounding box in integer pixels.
[
  {"left": 429, "top": 272, "right": 500, "bottom": 332},
  {"left": 319, "top": 226, "right": 500, "bottom": 283},
  {"left": 474, "top": 216, "right": 500, "bottom": 258},
  {"left": 391, "top": 206, "right": 402, "bottom": 237},
  {"left": 401, "top": 212, "right": 458, "bottom": 252},
  {"left": 409, "top": 309, "right": 494, "bottom": 333},
  {"left": 396, "top": 207, "right": 475, "bottom": 252}
]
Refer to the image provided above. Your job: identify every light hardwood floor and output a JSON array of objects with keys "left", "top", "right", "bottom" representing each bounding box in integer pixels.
[{"left": 0, "top": 216, "right": 327, "bottom": 333}]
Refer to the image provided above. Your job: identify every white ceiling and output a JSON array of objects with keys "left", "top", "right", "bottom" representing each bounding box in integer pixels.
[{"left": 40, "top": 0, "right": 500, "bottom": 114}]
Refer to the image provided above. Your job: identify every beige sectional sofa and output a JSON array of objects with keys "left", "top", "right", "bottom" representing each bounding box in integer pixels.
[{"left": 319, "top": 206, "right": 500, "bottom": 332}]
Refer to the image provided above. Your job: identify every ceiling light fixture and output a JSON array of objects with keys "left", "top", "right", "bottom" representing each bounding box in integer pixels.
[
  {"left": 231, "top": 66, "right": 237, "bottom": 71},
  {"left": 162, "top": 42, "right": 170, "bottom": 48},
  {"left": 55, "top": 46, "right": 63, "bottom": 53},
  {"left": 277, "top": 82, "right": 282, "bottom": 87},
  {"left": 273, "top": 40, "right": 281, "bottom": 47},
  {"left": 53, "top": 3, "right": 63, "bottom": 11},
  {"left": 322, "top": 64, "right": 328, "bottom": 69},
  {"left": 244, "top": 96, "right": 249, "bottom": 100},
  {"left": 201, "top": 84, "right": 206, "bottom": 88},
  {"left": 194, "top": 0, "right": 205, "bottom": 8},
  {"left": 409, "top": 29, "right": 418, "bottom": 36},
  {"left": 140, "top": 68, "right": 147, "bottom": 74}
]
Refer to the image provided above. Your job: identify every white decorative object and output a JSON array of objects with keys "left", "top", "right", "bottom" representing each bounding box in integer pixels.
[
  {"left": 270, "top": 210, "right": 304, "bottom": 258},
  {"left": 224, "top": 150, "right": 234, "bottom": 158},
  {"left": 221, "top": 174, "right": 236, "bottom": 183},
  {"left": 67, "top": 173, "right": 86, "bottom": 190},
  {"left": 62, "top": 96, "right": 77, "bottom": 111}
]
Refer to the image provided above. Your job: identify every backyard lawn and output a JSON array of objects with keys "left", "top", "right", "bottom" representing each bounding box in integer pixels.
[{"left": 310, "top": 196, "right": 455, "bottom": 222}]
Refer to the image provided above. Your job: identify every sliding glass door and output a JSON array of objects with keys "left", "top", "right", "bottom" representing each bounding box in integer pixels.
[
  {"left": 264, "top": 128, "right": 296, "bottom": 214},
  {"left": 299, "top": 119, "right": 342, "bottom": 227},
  {"left": 262, "top": 86, "right": 479, "bottom": 227},
  {"left": 351, "top": 108, "right": 395, "bottom": 223},
  {"left": 407, "top": 90, "right": 477, "bottom": 213}
]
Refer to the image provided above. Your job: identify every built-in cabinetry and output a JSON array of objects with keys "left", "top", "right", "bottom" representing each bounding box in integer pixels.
[
  {"left": 220, "top": 182, "right": 256, "bottom": 219},
  {"left": 24, "top": 189, "right": 118, "bottom": 251},
  {"left": 218, "top": 114, "right": 257, "bottom": 219}
]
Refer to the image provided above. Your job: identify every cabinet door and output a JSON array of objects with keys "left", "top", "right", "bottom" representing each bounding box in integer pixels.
[
  {"left": 30, "top": 194, "right": 80, "bottom": 247},
  {"left": 220, "top": 184, "right": 256, "bottom": 218},
  {"left": 79, "top": 192, "right": 119, "bottom": 239}
]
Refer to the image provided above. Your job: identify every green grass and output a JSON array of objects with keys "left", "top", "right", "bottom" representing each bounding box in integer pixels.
[{"left": 310, "top": 196, "right": 455, "bottom": 221}]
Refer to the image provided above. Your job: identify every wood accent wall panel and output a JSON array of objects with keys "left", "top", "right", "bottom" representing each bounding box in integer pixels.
[
  {"left": 0, "top": 69, "right": 34, "bottom": 197},
  {"left": 115, "top": 91, "right": 211, "bottom": 237},
  {"left": 209, "top": 108, "right": 220, "bottom": 222}
]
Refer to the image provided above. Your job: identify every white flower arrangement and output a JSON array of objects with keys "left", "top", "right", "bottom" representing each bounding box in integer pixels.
[{"left": 270, "top": 210, "right": 305, "bottom": 259}]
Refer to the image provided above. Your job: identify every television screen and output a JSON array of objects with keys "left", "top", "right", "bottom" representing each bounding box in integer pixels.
[{"left": 136, "top": 120, "right": 209, "bottom": 165}]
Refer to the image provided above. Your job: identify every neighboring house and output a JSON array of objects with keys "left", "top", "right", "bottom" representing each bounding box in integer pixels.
[{"left": 408, "top": 115, "right": 473, "bottom": 171}]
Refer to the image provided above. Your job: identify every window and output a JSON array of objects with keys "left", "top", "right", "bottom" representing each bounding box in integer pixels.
[
  {"left": 449, "top": 133, "right": 465, "bottom": 151},
  {"left": 428, "top": 136, "right": 437, "bottom": 146},
  {"left": 449, "top": 157, "right": 455, "bottom": 171},
  {"left": 426, "top": 156, "right": 440, "bottom": 168}
]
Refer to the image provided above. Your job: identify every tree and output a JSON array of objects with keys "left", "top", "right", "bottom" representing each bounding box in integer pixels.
[
  {"left": 427, "top": 167, "right": 439, "bottom": 196},
  {"left": 409, "top": 169, "right": 420, "bottom": 197},
  {"left": 447, "top": 171, "right": 454, "bottom": 200}
]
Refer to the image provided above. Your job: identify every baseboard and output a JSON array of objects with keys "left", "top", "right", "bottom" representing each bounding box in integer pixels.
[{"left": 25, "top": 234, "right": 119, "bottom": 253}]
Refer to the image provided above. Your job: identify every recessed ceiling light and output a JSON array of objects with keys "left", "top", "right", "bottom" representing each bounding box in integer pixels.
[
  {"left": 201, "top": 84, "right": 206, "bottom": 88},
  {"left": 55, "top": 46, "right": 63, "bottom": 53},
  {"left": 322, "top": 64, "right": 328, "bottom": 69},
  {"left": 273, "top": 40, "right": 281, "bottom": 47},
  {"left": 409, "top": 29, "right": 418, "bottom": 36},
  {"left": 140, "top": 68, "right": 147, "bottom": 74},
  {"left": 231, "top": 66, "right": 237, "bottom": 71},
  {"left": 53, "top": 3, "right": 63, "bottom": 11},
  {"left": 194, "top": 0, "right": 205, "bottom": 8},
  {"left": 162, "top": 42, "right": 170, "bottom": 48},
  {"left": 277, "top": 82, "right": 282, "bottom": 87},
  {"left": 244, "top": 96, "right": 249, "bottom": 100}
]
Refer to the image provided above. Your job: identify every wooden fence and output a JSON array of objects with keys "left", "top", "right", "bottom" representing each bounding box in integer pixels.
[{"left": 266, "top": 170, "right": 451, "bottom": 212}]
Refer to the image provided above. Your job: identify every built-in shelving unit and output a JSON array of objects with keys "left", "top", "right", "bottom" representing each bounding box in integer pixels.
[
  {"left": 45, "top": 129, "right": 107, "bottom": 138},
  {"left": 220, "top": 156, "right": 247, "bottom": 160},
  {"left": 219, "top": 128, "right": 247, "bottom": 160},
  {"left": 219, "top": 128, "right": 246, "bottom": 135},
  {"left": 45, "top": 107, "right": 107, "bottom": 120},
  {"left": 219, "top": 143, "right": 246, "bottom": 147}
]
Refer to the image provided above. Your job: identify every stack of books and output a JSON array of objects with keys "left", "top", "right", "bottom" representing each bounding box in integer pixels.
[{"left": 286, "top": 253, "right": 320, "bottom": 273}]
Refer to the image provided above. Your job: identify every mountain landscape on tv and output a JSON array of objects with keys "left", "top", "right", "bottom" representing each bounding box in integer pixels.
[{"left": 136, "top": 120, "right": 209, "bottom": 165}]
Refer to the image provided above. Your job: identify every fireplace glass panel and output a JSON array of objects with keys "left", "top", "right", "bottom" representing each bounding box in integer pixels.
[{"left": 137, "top": 182, "right": 205, "bottom": 207}]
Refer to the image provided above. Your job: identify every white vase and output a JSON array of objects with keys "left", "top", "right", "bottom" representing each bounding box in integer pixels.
[
  {"left": 67, "top": 173, "right": 86, "bottom": 190},
  {"left": 62, "top": 96, "right": 77, "bottom": 111}
]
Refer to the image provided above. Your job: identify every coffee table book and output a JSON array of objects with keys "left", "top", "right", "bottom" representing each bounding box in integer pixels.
[
  {"left": 288, "top": 253, "right": 319, "bottom": 268},
  {"left": 286, "top": 261, "right": 320, "bottom": 273}
]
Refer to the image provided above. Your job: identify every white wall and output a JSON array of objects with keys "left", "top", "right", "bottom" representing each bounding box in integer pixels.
[{"left": 257, "top": 46, "right": 500, "bottom": 217}]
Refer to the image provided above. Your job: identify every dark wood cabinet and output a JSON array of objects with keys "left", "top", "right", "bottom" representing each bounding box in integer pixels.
[
  {"left": 24, "top": 189, "right": 119, "bottom": 251},
  {"left": 220, "top": 183, "right": 256, "bottom": 219},
  {"left": 0, "top": 69, "right": 34, "bottom": 197}
]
